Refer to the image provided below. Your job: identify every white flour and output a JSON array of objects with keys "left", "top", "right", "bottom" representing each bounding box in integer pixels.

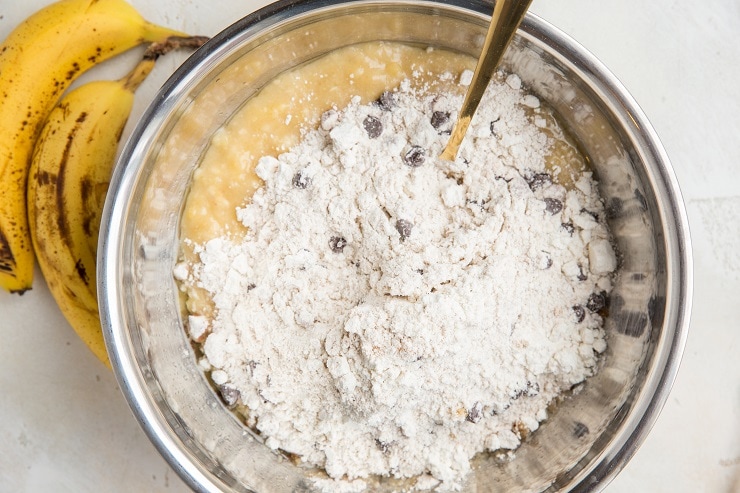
[{"left": 176, "top": 70, "right": 616, "bottom": 491}]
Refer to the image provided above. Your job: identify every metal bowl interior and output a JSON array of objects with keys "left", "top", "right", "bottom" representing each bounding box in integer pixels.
[{"left": 98, "top": 1, "right": 692, "bottom": 492}]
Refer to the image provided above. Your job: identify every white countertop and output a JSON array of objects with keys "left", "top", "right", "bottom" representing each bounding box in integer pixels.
[{"left": 1, "top": 0, "right": 738, "bottom": 491}]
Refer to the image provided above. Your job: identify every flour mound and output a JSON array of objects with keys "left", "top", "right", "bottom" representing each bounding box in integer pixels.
[{"left": 178, "top": 73, "right": 616, "bottom": 490}]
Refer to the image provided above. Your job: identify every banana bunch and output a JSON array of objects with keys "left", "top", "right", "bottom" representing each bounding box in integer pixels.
[
  {"left": 27, "top": 37, "right": 206, "bottom": 366},
  {"left": 0, "top": 0, "right": 189, "bottom": 294},
  {"left": 0, "top": 0, "right": 208, "bottom": 366}
]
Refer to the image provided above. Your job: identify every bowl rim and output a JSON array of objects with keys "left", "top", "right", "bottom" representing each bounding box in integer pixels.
[{"left": 98, "top": 1, "right": 693, "bottom": 491}]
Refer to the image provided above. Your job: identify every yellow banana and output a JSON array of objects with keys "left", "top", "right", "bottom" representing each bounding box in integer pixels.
[
  {"left": 0, "top": 0, "right": 188, "bottom": 294},
  {"left": 27, "top": 37, "right": 207, "bottom": 367}
]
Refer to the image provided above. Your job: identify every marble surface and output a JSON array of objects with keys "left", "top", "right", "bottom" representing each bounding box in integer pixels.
[{"left": 0, "top": 0, "right": 738, "bottom": 491}]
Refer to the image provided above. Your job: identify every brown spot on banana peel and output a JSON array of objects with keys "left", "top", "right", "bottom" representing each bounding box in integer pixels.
[
  {"left": 0, "top": 230, "right": 28, "bottom": 295},
  {"left": 87, "top": 47, "right": 103, "bottom": 64},
  {"left": 0, "top": 228, "right": 16, "bottom": 274},
  {"left": 36, "top": 169, "right": 57, "bottom": 186},
  {"left": 54, "top": 115, "right": 87, "bottom": 252},
  {"left": 80, "top": 178, "right": 93, "bottom": 207},
  {"left": 114, "top": 124, "right": 125, "bottom": 142},
  {"left": 54, "top": 277, "right": 85, "bottom": 305},
  {"left": 80, "top": 178, "right": 96, "bottom": 238},
  {"left": 74, "top": 258, "right": 90, "bottom": 285},
  {"left": 65, "top": 61, "right": 81, "bottom": 81}
]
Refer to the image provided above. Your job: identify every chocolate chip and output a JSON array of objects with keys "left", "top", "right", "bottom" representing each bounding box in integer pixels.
[
  {"left": 247, "top": 283, "right": 257, "bottom": 291},
  {"left": 329, "top": 236, "right": 347, "bottom": 253},
  {"left": 395, "top": 219, "right": 413, "bottom": 241},
  {"left": 561, "top": 222, "right": 575, "bottom": 236},
  {"left": 403, "top": 145, "right": 426, "bottom": 167},
  {"left": 577, "top": 265, "right": 588, "bottom": 281},
  {"left": 292, "top": 170, "right": 311, "bottom": 189},
  {"left": 375, "top": 439, "right": 391, "bottom": 455},
  {"left": 219, "top": 385, "right": 240, "bottom": 407},
  {"left": 363, "top": 115, "right": 383, "bottom": 138},
  {"left": 376, "top": 91, "right": 396, "bottom": 111},
  {"left": 573, "top": 305, "right": 586, "bottom": 323},
  {"left": 527, "top": 172, "right": 552, "bottom": 191},
  {"left": 586, "top": 291, "right": 607, "bottom": 312},
  {"left": 544, "top": 197, "right": 563, "bottom": 215},
  {"left": 573, "top": 422, "right": 589, "bottom": 438},
  {"left": 466, "top": 402, "right": 483, "bottom": 423},
  {"left": 430, "top": 111, "right": 450, "bottom": 129}
]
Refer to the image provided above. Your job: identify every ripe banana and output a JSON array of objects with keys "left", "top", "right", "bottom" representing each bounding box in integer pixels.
[
  {"left": 27, "top": 36, "right": 207, "bottom": 366},
  {"left": 0, "top": 0, "right": 188, "bottom": 294}
]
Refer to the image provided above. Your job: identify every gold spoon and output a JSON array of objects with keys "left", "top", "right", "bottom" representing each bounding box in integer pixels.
[{"left": 440, "top": 0, "right": 533, "bottom": 161}]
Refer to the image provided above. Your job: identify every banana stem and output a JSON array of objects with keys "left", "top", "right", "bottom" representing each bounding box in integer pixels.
[
  {"left": 121, "top": 35, "right": 210, "bottom": 92},
  {"left": 121, "top": 59, "right": 155, "bottom": 92}
]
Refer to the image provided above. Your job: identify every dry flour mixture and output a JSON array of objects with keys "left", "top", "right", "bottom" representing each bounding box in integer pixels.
[{"left": 175, "top": 58, "right": 617, "bottom": 491}]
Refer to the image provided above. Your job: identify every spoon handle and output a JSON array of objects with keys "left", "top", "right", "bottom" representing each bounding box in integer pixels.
[{"left": 440, "top": 0, "right": 533, "bottom": 161}]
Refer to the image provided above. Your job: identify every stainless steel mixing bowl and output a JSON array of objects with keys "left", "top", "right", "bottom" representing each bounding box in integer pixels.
[{"left": 98, "top": 0, "right": 692, "bottom": 491}]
